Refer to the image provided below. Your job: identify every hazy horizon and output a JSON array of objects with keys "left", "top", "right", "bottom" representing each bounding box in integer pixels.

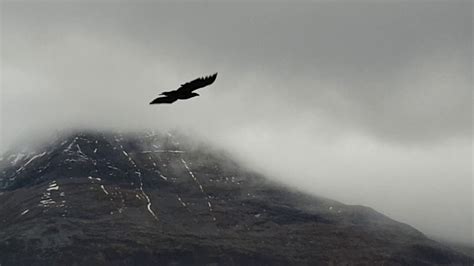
[{"left": 1, "top": 1, "right": 472, "bottom": 245}]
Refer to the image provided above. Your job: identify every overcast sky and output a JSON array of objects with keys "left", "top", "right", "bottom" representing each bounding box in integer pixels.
[{"left": 1, "top": 1, "right": 472, "bottom": 244}]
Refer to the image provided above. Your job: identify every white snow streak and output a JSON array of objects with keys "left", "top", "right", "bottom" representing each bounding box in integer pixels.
[
  {"left": 181, "top": 159, "right": 204, "bottom": 193},
  {"left": 115, "top": 138, "right": 158, "bottom": 221},
  {"left": 39, "top": 180, "right": 63, "bottom": 208},
  {"left": 138, "top": 178, "right": 158, "bottom": 221},
  {"left": 100, "top": 185, "right": 109, "bottom": 195},
  {"left": 141, "top": 150, "right": 185, "bottom": 154},
  {"left": 47, "top": 185, "right": 59, "bottom": 191},
  {"left": 143, "top": 192, "right": 158, "bottom": 220},
  {"left": 177, "top": 195, "right": 187, "bottom": 207},
  {"left": 40, "top": 199, "right": 55, "bottom": 205},
  {"left": 65, "top": 138, "right": 77, "bottom": 152},
  {"left": 88, "top": 176, "right": 102, "bottom": 182},
  {"left": 17, "top": 152, "right": 47, "bottom": 173},
  {"left": 181, "top": 158, "right": 215, "bottom": 220},
  {"left": 76, "top": 144, "right": 85, "bottom": 156}
]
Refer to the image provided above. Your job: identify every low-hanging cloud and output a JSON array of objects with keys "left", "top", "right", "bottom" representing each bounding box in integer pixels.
[{"left": 1, "top": 1, "right": 472, "bottom": 244}]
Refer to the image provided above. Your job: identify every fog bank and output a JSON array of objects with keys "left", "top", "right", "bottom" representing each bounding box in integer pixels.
[{"left": 1, "top": 1, "right": 472, "bottom": 244}]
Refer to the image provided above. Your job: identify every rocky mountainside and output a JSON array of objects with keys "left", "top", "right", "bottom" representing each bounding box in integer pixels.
[{"left": 0, "top": 131, "right": 471, "bottom": 265}]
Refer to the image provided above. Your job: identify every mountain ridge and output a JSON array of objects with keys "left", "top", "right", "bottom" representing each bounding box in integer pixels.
[{"left": 0, "top": 130, "right": 471, "bottom": 265}]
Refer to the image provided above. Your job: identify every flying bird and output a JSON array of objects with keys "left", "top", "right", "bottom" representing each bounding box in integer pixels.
[{"left": 150, "top": 73, "right": 218, "bottom": 104}]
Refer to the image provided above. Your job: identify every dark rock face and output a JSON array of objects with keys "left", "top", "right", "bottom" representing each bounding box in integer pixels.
[{"left": 0, "top": 131, "right": 471, "bottom": 265}]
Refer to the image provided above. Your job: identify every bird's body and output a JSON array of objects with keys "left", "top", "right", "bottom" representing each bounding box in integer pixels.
[{"left": 150, "top": 73, "right": 217, "bottom": 104}]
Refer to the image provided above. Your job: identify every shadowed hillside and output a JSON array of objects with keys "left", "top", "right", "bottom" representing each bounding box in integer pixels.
[{"left": 0, "top": 131, "right": 471, "bottom": 265}]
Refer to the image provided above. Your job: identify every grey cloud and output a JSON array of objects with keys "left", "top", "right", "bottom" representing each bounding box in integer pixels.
[
  {"left": 4, "top": 1, "right": 471, "bottom": 142},
  {"left": 1, "top": 1, "right": 472, "bottom": 244}
]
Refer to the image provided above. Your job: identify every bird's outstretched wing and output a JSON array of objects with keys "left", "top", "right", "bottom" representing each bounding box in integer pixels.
[
  {"left": 176, "top": 73, "right": 217, "bottom": 94},
  {"left": 160, "top": 90, "right": 178, "bottom": 96},
  {"left": 150, "top": 73, "right": 217, "bottom": 105},
  {"left": 150, "top": 96, "right": 178, "bottom": 104}
]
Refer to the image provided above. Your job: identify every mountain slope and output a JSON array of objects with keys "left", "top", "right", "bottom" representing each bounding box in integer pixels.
[{"left": 0, "top": 131, "right": 471, "bottom": 265}]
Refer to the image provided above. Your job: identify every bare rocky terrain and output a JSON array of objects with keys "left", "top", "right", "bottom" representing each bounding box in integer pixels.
[{"left": 0, "top": 131, "right": 471, "bottom": 265}]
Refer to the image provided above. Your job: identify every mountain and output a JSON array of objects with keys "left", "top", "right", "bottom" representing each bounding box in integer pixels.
[{"left": 0, "top": 131, "right": 471, "bottom": 265}]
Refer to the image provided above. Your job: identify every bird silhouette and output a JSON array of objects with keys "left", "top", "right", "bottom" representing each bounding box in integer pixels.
[{"left": 150, "top": 73, "right": 218, "bottom": 104}]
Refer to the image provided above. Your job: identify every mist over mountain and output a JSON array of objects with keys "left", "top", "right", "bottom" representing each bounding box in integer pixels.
[
  {"left": 0, "top": 130, "right": 471, "bottom": 265},
  {"left": 1, "top": 0, "right": 472, "bottom": 250}
]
